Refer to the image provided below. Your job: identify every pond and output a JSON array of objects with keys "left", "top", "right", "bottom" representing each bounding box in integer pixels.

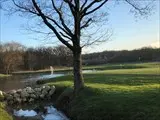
[
  {"left": 0, "top": 69, "right": 96, "bottom": 92},
  {"left": 0, "top": 73, "right": 64, "bottom": 92}
]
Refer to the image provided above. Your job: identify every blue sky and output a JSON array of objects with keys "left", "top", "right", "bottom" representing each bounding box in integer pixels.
[{"left": 0, "top": 0, "right": 159, "bottom": 53}]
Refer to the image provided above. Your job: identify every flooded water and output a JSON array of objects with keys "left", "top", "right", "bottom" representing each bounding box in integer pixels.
[{"left": 0, "top": 73, "right": 64, "bottom": 92}]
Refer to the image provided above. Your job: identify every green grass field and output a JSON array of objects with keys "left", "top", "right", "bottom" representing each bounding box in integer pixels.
[
  {"left": 42, "top": 62, "right": 160, "bottom": 120},
  {"left": 0, "top": 62, "right": 159, "bottom": 120},
  {"left": 0, "top": 95, "right": 13, "bottom": 120},
  {"left": 0, "top": 103, "right": 13, "bottom": 120},
  {"left": 0, "top": 74, "right": 10, "bottom": 78},
  {"left": 0, "top": 74, "right": 12, "bottom": 120}
]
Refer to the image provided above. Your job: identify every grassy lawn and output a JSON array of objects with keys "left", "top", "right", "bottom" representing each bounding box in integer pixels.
[
  {"left": 41, "top": 62, "right": 160, "bottom": 120},
  {"left": 12, "top": 62, "right": 159, "bottom": 74},
  {"left": 0, "top": 95, "right": 13, "bottom": 120},
  {"left": 0, "top": 74, "right": 10, "bottom": 78},
  {"left": 0, "top": 62, "right": 159, "bottom": 120},
  {"left": 0, "top": 103, "right": 13, "bottom": 120},
  {"left": 0, "top": 76, "right": 12, "bottom": 120}
]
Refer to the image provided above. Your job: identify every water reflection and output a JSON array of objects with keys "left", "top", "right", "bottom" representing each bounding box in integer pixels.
[
  {"left": 26, "top": 74, "right": 64, "bottom": 81},
  {"left": 0, "top": 75, "right": 26, "bottom": 92},
  {"left": 14, "top": 106, "right": 69, "bottom": 120},
  {"left": 13, "top": 106, "right": 69, "bottom": 120}
]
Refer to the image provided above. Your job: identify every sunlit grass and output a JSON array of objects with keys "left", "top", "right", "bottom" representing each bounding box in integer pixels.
[
  {"left": 0, "top": 99, "right": 13, "bottom": 120},
  {"left": 43, "top": 62, "right": 160, "bottom": 120},
  {"left": 0, "top": 74, "right": 10, "bottom": 78},
  {"left": 98, "top": 67, "right": 160, "bottom": 75},
  {"left": 1, "top": 62, "right": 159, "bottom": 120}
]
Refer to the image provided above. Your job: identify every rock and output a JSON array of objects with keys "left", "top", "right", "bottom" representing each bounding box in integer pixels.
[
  {"left": 42, "top": 90, "right": 48, "bottom": 96},
  {"left": 8, "top": 100, "right": 14, "bottom": 105},
  {"left": 36, "top": 92, "right": 41, "bottom": 97},
  {"left": 40, "top": 94, "right": 45, "bottom": 99},
  {"left": 50, "top": 86, "right": 55, "bottom": 91},
  {"left": 15, "top": 97, "right": 22, "bottom": 103},
  {"left": 21, "top": 90, "right": 29, "bottom": 98},
  {"left": 34, "top": 88, "right": 41, "bottom": 92},
  {"left": 22, "top": 98, "right": 27, "bottom": 102},
  {"left": 26, "top": 87, "right": 32, "bottom": 90},
  {"left": 3, "top": 85, "right": 56, "bottom": 104},
  {"left": 29, "top": 98, "right": 34, "bottom": 102},
  {"left": 17, "top": 89, "right": 22, "bottom": 93},
  {"left": 30, "top": 94, "right": 36, "bottom": 99},
  {"left": 13, "top": 93, "right": 20, "bottom": 98},
  {"left": 46, "top": 95, "right": 51, "bottom": 99},
  {"left": 48, "top": 89, "right": 55, "bottom": 96},
  {"left": 26, "top": 87, "right": 34, "bottom": 94},
  {"left": 10, "top": 90, "right": 17, "bottom": 95},
  {"left": 6, "top": 94, "right": 13, "bottom": 101},
  {"left": 42, "top": 86, "right": 46, "bottom": 89},
  {"left": 44, "top": 85, "right": 50, "bottom": 91}
]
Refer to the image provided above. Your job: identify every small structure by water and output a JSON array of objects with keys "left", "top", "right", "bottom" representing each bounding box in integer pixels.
[{"left": 50, "top": 66, "right": 54, "bottom": 74}]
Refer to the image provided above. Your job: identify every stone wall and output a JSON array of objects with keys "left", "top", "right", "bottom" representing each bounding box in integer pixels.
[{"left": 2, "top": 85, "right": 55, "bottom": 104}]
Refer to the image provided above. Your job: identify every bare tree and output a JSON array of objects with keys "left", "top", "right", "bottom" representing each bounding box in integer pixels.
[
  {"left": 1, "top": 0, "right": 154, "bottom": 93},
  {"left": 0, "top": 42, "right": 25, "bottom": 74}
]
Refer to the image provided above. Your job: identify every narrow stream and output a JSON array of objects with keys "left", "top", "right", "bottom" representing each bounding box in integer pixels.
[
  {"left": 14, "top": 106, "right": 69, "bottom": 120},
  {"left": 1, "top": 70, "right": 96, "bottom": 120}
]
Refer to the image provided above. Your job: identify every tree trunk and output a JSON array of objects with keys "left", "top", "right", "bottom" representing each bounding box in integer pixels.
[{"left": 73, "top": 50, "right": 84, "bottom": 94}]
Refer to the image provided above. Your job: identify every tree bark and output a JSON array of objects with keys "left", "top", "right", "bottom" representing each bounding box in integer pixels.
[
  {"left": 72, "top": 0, "right": 84, "bottom": 94},
  {"left": 73, "top": 50, "right": 84, "bottom": 94}
]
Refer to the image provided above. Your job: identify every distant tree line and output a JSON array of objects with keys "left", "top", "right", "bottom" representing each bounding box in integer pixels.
[
  {"left": 83, "top": 47, "right": 160, "bottom": 65},
  {"left": 0, "top": 42, "right": 25, "bottom": 74},
  {"left": 0, "top": 42, "right": 72, "bottom": 74},
  {"left": 0, "top": 42, "right": 159, "bottom": 74}
]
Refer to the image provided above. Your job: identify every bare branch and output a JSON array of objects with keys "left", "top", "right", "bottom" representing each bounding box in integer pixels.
[
  {"left": 82, "top": 29, "right": 112, "bottom": 48},
  {"left": 2, "top": 0, "right": 155, "bottom": 50},
  {"left": 80, "top": 18, "right": 92, "bottom": 29},
  {"left": 80, "top": 0, "right": 87, "bottom": 11},
  {"left": 51, "top": 0, "right": 73, "bottom": 37},
  {"left": 82, "top": 0, "right": 108, "bottom": 17},
  {"left": 32, "top": 0, "right": 73, "bottom": 50},
  {"left": 125, "top": 0, "right": 154, "bottom": 17},
  {"left": 60, "top": 32, "right": 72, "bottom": 40},
  {"left": 82, "top": 0, "right": 97, "bottom": 14},
  {"left": 63, "top": 0, "right": 75, "bottom": 16},
  {"left": 12, "top": 0, "right": 70, "bottom": 36}
]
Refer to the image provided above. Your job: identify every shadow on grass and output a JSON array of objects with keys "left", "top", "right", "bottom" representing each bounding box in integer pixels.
[{"left": 69, "top": 86, "right": 160, "bottom": 120}]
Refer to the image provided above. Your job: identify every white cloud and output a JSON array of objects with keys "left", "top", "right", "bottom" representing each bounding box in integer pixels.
[{"left": 151, "top": 41, "right": 160, "bottom": 48}]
